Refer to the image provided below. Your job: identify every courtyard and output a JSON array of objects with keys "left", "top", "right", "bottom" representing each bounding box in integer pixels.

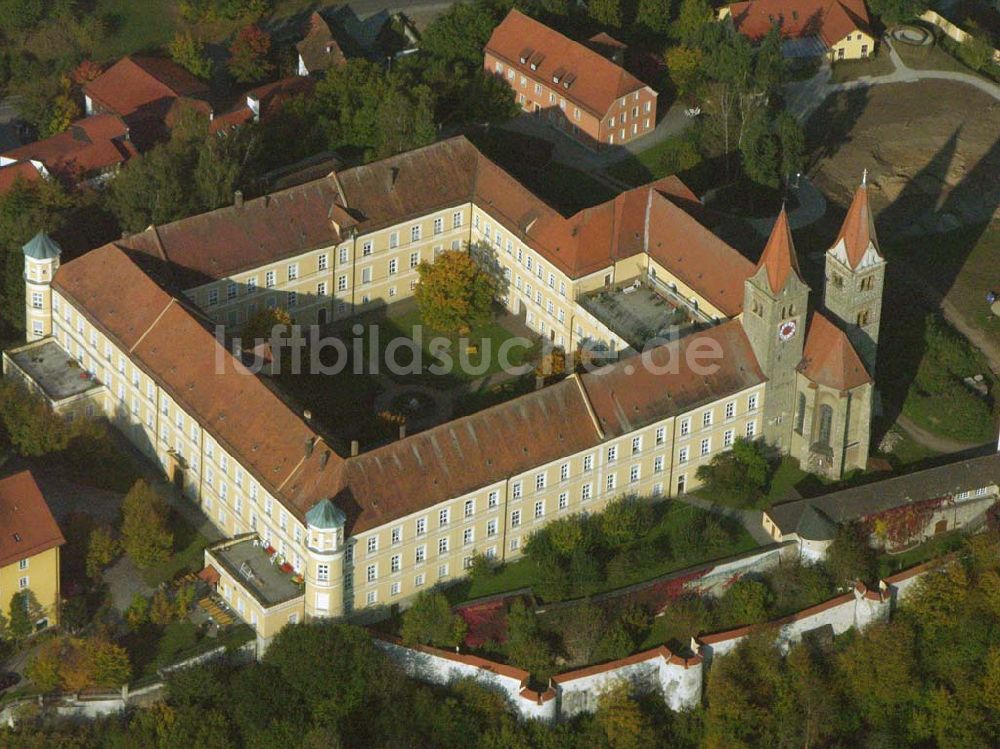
[{"left": 578, "top": 281, "right": 706, "bottom": 350}]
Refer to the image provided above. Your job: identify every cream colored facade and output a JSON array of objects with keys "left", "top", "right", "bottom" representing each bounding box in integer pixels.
[
  {"left": 829, "top": 30, "right": 876, "bottom": 61},
  {"left": 0, "top": 546, "right": 61, "bottom": 629}
]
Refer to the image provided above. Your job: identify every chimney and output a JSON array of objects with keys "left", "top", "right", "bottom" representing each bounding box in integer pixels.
[
  {"left": 246, "top": 94, "right": 261, "bottom": 122},
  {"left": 305, "top": 437, "right": 315, "bottom": 458},
  {"left": 320, "top": 450, "right": 330, "bottom": 468},
  {"left": 350, "top": 439, "right": 359, "bottom": 457},
  {"left": 303, "top": 409, "right": 312, "bottom": 421},
  {"left": 234, "top": 190, "right": 244, "bottom": 209},
  {"left": 399, "top": 423, "right": 406, "bottom": 440},
  {"left": 387, "top": 166, "right": 399, "bottom": 192}
]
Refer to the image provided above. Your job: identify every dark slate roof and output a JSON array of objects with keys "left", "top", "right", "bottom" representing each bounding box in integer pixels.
[
  {"left": 795, "top": 504, "right": 837, "bottom": 541},
  {"left": 766, "top": 452, "right": 1000, "bottom": 535}
]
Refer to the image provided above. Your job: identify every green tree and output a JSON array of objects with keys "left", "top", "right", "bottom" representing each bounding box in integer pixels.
[
  {"left": 665, "top": 45, "right": 705, "bottom": 100},
  {"left": 228, "top": 24, "right": 275, "bottom": 83},
  {"left": 400, "top": 591, "right": 467, "bottom": 648},
  {"left": 824, "top": 521, "right": 877, "bottom": 585},
  {"left": 169, "top": 31, "right": 213, "bottom": 79},
  {"left": 420, "top": 0, "right": 503, "bottom": 67},
  {"left": 955, "top": 23, "right": 994, "bottom": 71},
  {"left": 600, "top": 496, "right": 653, "bottom": 547},
  {"left": 740, "top": 109, "right": 780, "bottom": 189},
  {"left": 150, "top": 589, "right": 177, "bottom": 626},
  {"left": 120, "top": 480, "right": 173, "bottom": 570},
  {"left": 85, "top": 526, "right": 118, "bottom": 581},
  {"left": 86, "top": 638, "right": 132, "bottom": 687},
  {"left": 867, "top": 0, "right": 928, "bottom": 25},
  {"left": 504, "top": 600, "right": 553, "bottom": 683},
  {"left": 8, "top": 589, "right": 44, "bottom": 640},
  {"left": 125, "top": 594, "right": 150, "bottom": 631},
  {"left": 0, "top": 380, "right": 74, "bottom": 456},
  {"left": 716, "top": 578, "right": 773, "bottom": 627},
  {"left": 775, "top": 110, "right": 805, "bottom": 185},
  {"left": 415, "top": 250, "right": 497, "bottom": 334},
  {"left": 594, "top": 682, "right": 654, "bottom": 749},
  {"left": 636, "top": 0, "right": 674, "bottom": 35},
  {"left": 695, "top": 437, "right": 772, "bottom": 507},
  {"left": 589, "top": 0, "right": 624, "bottom": 29},
  {"left": 0, "top": 0, "right": 46, "bottom": 30},
  {"left": 672, "top": 0, "right": 713, "bottom": 45},
  {"left": 25, "top": 637, "right": 62, "bottom": 692}
]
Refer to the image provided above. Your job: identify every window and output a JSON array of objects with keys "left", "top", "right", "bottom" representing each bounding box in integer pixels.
[
  {"left": 339, "top": 247, "right": 349, "bottom": 264},
  {"left": 439, "top": 508, "right": 450, "bottom": 527},
  {"left": 583, "top": 455, "right": 594, "bottom": 472},
  {"left": 265, "top": 270, "right": 275, "bottom": 288},
  {"left": 286, "top": 291, "right": 298, "bottom": 308},
  {"left": 317, "top": 282, "right": 327, "bottom": 297},
  {"left": 388, "top": 258, "right": 398, "bottom": 275},
  {"left": 535, "top": 472, "right": 546, "bottom": 491},
  {"left": 410, "top": 225, "right": 421, "bottom": 242},
  {"left": 416, "top": 517, "right": 427, "bottom": 535},
  {"left": 389, "top": 232, "right": 399, "bottom": 249},
  {"left": 415, "top": 573, "right": 425, "bottom": 587},
  {"left": 318, "top": 254, "right": 328, "bottom": 271},
  {"left": 725, "top": 402, "right": 735, "bottom": 420},
  {"left": 367, "top": 591, "right": 377, "bottom": 605},
  {"left": 818, "top": 405, "right": 833, "bottom": 447},
  {"left": 361, "top": 267, "right": 372, "bottom": 285},
  {"left": 438, "top": 564, "right": 449, "bottom": 579},
  {"left": 438, "top": 537, "right": 449, "bottom": 555},
  {"left": 748, "top": 393, "right": 759, "bottom": 412},
  {"left": 487, "top": 519, "right": 498, "bottom": 537},
  {"left": 560, "top": 463, "right": 569, "bottom": 481},
  {"left": 582, "top": 483, "right": 592, "bottom": 501},
  {"left": 463, "top": 527, "right": 474, "bottom": 545},
  {"left": 700, "top": 438, "right": 711, "bottom": 457},
  {"left": 362, "top": 241, "right": 373, "bottom": 256},
  {"left": 317, "top": 563, "right": 330, "bottom": 582},
  {"left": 655, "top": 427, "right": 666, "bottom": 446},
  {"left": 510, "top": 538, "right": 520, "bottom": 552},
  {"left": 433, "top": 217, "right": 443, "bottom": 235},
  {"left": 453, "top": 212, "right": 463, "bottom": 228},
  {"left": 18, "top": 576, "right": 28, "bottom": 590},
  {"left": 391, "top": 555, "right": 401, "bottom": 573},
  {"left": 391, "top": 526, "right": 401, "bottom": 545},
  {"left": 367, "top": 536, "right": 377, "bottom": 554},
  {"left": 680, "top": 419, "right": 691, "bottom": 436},
  {"left": 558, "top": 492, "right": 568, "bottom": 510},
  {"left": 512, "top": 481, "right": 522, "bottom": 500},
  {"left": 207, "top": 289, "right": 219, "bottom": 306},
  {"left": 409, "top": 251, "right": 420, "bottom": 268},
  {"left": 415, "top": 545, "right": 426, "bottom": 563},
  {"left": 677, "top": 474, "right": 687, "bottom": 494},
  {"left": 654, "top": 456, "right": 664, "bottom": 473},
  {"left": 30, "top": 292, "right": 42, "bottom": 309},
  {"left": 631, "top": 436, "right": 642, "bottom": 455},
  {"left": 511, "top": 510, "right": 521, "bottom": 528},
  {"left": 606, "top": 474, "right": 616, "bottom": 492},
  {"left": 316, "top": 592, "right": 330, "bottom": 611},
  {"left": 488, "top": 490, "right": 499, "bottom": 508},
  {"left": 391, "top": 582, "right": 401, "bottom": 596},
  {"left": 746, "top": 420, "right": 756, "bottom": 438},
  {"left": 702, "top": 411, "right": 713, "bottom": 428},
  {"left": 630, "top": 465, "right": 640, "bottom": 483},
  {"left": 464, "top": 499, "right": 474, "bottom": 518},
  {"left": 607, "top": 445, "right": 618, "bottom": 463},
  {"left": 18, "top": 558, "right": 28, "bottom": 571},
  {"left": 724, "top": 430, "right": 734, "bottom": 448},
  {"left": 534, "top": 500, "right": 544, "bottom": 519},
  {"left": 796, "top": 392, "right": 807, "bottom": 434},
  {"left": 366, "top": 564, "right": 377, "bottom": 583}
]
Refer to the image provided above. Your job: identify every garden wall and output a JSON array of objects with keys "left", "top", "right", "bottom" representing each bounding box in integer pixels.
[
  {"left": 378, "top": 556, "right": 950, "bottom": 722},
  {"left": 919, "top": 11, "right": 1000, "bottom": 64}
]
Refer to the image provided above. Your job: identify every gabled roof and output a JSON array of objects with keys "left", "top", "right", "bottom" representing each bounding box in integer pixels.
[
  {"left": 485, "top": 10, "right": 649, "bottom": 117},
  {"left": 766, "top": 452, "right": 1000, "bottom": 536},
  {"left": 795, "top": 504, "right": 837, "bottom": 541},
  {"left": 756, "top": 207, "right": 803, "bottom": 294},
  {"left": 723, "top": 0, "right": 872, "bottom": 47},
  {"left": 23, "top": 231, "right": 62, "bottom": 260},
  {"left": 581, "top": 319, "right": 766, "bottom": 437},
  {"left": 83, "top": 56, "right": 211, "bottom": 119},
  {"left": 832, "top": 180, "right": 881, "bottom": 269},
  {"left": 0, "top": 160, "right": 43, "bottom": 194},
  {"left": 209, "top": 77, "right": 316, "bottom": 134},
  {"left": 296, "top": 12, "right": 348, "bottom": 74},
  {"left": 0, "top": 471, "right": 65, "bottom": 568},
  {"left": 798, "top": 311, "right": 871, "bottom": 390},
  {"left": 1, "top": 114, "right": 136, "bottom": 181}
]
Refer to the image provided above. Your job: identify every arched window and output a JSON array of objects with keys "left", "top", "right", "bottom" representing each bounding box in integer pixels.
[
  {"left": 818, "top": 405, "right": 833, "bottom": 447},
  {"left": 795, "top": 392, "right": 806, "bottom": 434}
]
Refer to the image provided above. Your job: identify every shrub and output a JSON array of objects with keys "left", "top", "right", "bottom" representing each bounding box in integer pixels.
[
  {"left": 169, "top": 32, "right": 213, "bottom": 79},
  {"left": 695, "top": 438, "right": 773, "bottom": 507},
  {"left": 600, "top": 496, "right": 654, "bottom": 547},
  {"left": 120, "top": 480, "right": 173, "bottom": 570},
  {"left": 401, "top": 591, "right": 467, "bottom": 648},
  {"left": 125, "top": 594, "right": 150, "bottom": 631},
  {"left": 715, "top": 578, "right": 773, "bottom": 627}
]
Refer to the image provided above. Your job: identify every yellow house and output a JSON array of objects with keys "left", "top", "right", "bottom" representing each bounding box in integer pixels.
[{"left": 0, "top": 471, "right": 65, "bottom": 630}]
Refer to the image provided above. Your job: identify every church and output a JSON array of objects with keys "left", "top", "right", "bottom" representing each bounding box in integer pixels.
[{"left": 5, "top": 136, "right": 883, "bottom": 642}]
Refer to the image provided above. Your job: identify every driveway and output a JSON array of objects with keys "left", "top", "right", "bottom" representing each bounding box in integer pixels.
[{"left": 785, "top": 39, "right": 1000, "bottom": 121}]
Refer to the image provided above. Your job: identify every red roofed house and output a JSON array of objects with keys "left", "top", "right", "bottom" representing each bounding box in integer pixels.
[
  {"left": 0, "top": 159, "right": 44, "bottom": 195},
  {"left": 210, "top": 77, "right": 316, "bottom": 135},
  {"left": 718, "top": 0, "right": 876, "bottom": 60},
  {"left": 0, "top": 471, "right": 65, "bottom": 630},
  {"left": 485, "top": 10, "right": 658, "bottom": 150},
  {"left": 0, "top": 114, "right": 137, "bottom": 186},
  {"left": 296, "top": 11, "right": 349, "bottom": 76},
  {"left": 83, "top": 56, "right": 212, "bottom": 148}
]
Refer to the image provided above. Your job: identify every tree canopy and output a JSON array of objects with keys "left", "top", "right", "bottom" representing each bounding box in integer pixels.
[{"left": 415, "top": 250, "right": 498, "bottom": 334}]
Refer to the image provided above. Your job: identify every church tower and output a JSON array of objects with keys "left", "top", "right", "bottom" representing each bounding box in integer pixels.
[
  {"left": 822, "top": 174, "right": 885, "bottom": 374},
  {"left": 23, "top": 231, "right": 62, "bottom": 342},
  {"left": 741, "top": 208, "right": 810, "bottom": 451}
]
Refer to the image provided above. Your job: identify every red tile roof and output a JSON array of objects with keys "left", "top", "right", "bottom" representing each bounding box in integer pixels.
[
  {"left": 756, "top": 207, "right": 803, "bottom": 294},
  {"left": 834, "top": 181, "right": 880, "bottom": 268},
  {"left": 1, "top": 115, "right": 136, "bottom": 181},
  {"left": 724, "top": 0, "right": 872, "bottom": 47},
  {"left": 0, "top": 471, "right": 65, "bottom": 568},
  {"left": 297, "top": 12, "right": 348, "bottom": 74},
  {"left": 798, "top": 311, "right": 871, "bottom": 390},
  {"left": 581, "top": 319, "right": 766, "bottom": 437},
  {"left": 84, "top": 56, "right": 211, "bottom": 120},
  {"left": 209, "top": 77, "right": 316, "bottom": 134},
  {"left": 0, "top": 160, "right": 43, "bottom": 194},
  {"left": 485, "top": 10, "right": 649, "bottom": 117}
]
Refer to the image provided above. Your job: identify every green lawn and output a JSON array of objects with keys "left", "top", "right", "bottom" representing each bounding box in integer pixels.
[
  {"left": 878, "top": 529, "right": 967, "bottom": 578},
  {"left": 455, "top": 501, "right": 759, "bottom": 603},
  {"left": 829, "top": 46, "right": 896, "bottom": 83},
  {"left": 142, "top": 508, "right": 212, "bottom": 587},
  {"left": 765, "top": 457, "right": 809, "bottom": 505},
  {"left": 605, "top": 133, "right": 705, "bottom": 188},
  {"left": 894, "top": 34, "right": 1000, "bottom": 83},
  {"left": 92, "top": 0, "right": 179, "bottom": 60}
]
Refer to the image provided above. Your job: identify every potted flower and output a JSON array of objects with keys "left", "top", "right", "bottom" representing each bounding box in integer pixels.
[
  {"left": 280, "top": 561, "right": 293, "bottom": 573},
  {"left": 264, "top": 545, "right": 276, "bottom": 556}
]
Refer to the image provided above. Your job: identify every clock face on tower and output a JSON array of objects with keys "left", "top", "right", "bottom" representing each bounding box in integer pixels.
[{"left": 778, "top": 320, "right": 797, "bottom": 342}]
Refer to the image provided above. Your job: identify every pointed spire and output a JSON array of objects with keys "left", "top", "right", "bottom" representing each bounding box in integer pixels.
[
  {"left": 834, "top": 174, "right": 880, "bottom": 269},
  {"left": 756, "top": 206, "right": 802, "bottom": 294},
  {"left": 22, "top": 231, "right": 62, "bottom": 261}
]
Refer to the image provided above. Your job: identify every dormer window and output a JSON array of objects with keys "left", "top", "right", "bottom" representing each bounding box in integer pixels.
[{"left": 530, "top": 62, "right": 537, "bottom": 70}]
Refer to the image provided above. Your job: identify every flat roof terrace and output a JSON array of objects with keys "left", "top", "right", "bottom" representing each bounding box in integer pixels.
[
  {"left": 3, "top": 339, "right": 104, "bottom": 403},
  {"left": 208, "top": 538, "right": 303, "bottom": 608},
  {"left": 578, "top": 281, "right": 705, "bottom": 350}
]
